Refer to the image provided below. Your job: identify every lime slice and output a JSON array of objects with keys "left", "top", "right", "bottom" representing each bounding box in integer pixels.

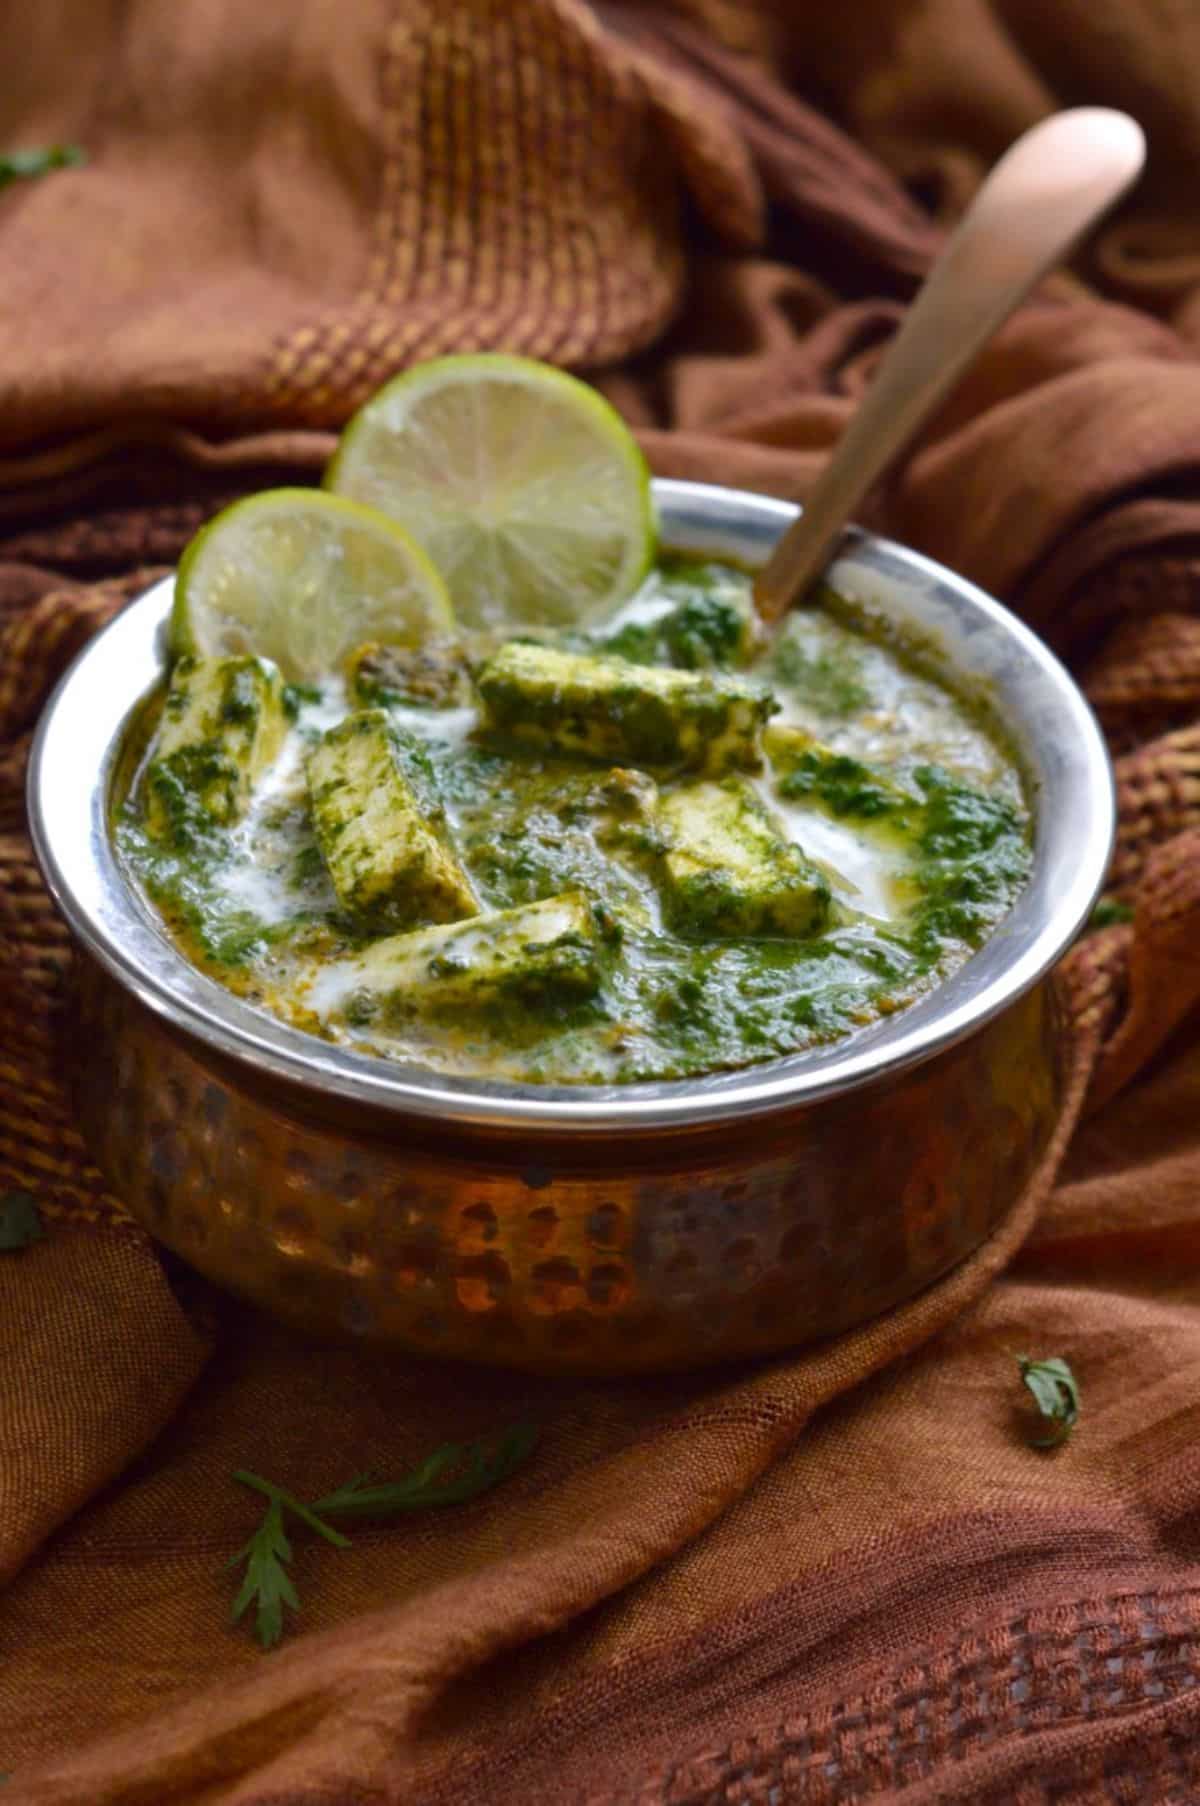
[
  {"left": 170, "top": 489, "right": 454, "bottom": 681},
  {"left": 325, "top": 354, "right": 654, "bottom": 632}
]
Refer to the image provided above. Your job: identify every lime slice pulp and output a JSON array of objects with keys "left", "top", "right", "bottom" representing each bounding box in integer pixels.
[
  {"left": 325, "top": 353, "right": 654, "bottom": 633},
  {"left": 171, "top": 488, "right": 454, "bottom": 682}
]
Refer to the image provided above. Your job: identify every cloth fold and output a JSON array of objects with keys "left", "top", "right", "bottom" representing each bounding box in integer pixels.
[{"left": 3, "top": 3, "right": 1200, "bottom": 1801}]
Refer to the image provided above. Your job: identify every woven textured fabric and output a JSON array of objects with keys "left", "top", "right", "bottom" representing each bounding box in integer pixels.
[{"left": 3, "top": 3, "right": 1200, "bottom": 1802}]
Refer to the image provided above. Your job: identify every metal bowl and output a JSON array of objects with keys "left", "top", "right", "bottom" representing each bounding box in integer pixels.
[{"left": 28, "top": 481, "right": 1113, "bottom": 1373}]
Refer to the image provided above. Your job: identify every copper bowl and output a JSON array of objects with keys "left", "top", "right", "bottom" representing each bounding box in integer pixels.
[{"left": 28, "top": 483, "right": 1113, "bottom": 1373}]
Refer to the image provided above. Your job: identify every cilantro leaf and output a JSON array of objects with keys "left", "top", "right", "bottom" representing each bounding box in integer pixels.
[
  {"left": 0, "top": 144, "right": 85, "bottom": 189},
  {"left": 310, "top": 1422, "right": 538, "bottom": 1518},
  {"left": 227, "top": 1423, "right": 537, "bottom": 1648},
  {"left": 1018, "top": 1355, "right": 1079, "bottom": 1449},
  {"left": 228, "top": 1497, "right": 300, "bottom": 1651},
  {"left": 0, "top": 1191, "right": 43, "bottom": 1251},
  {"left": 232, "top": 1471, "right": 352, "bottom": 1550}
]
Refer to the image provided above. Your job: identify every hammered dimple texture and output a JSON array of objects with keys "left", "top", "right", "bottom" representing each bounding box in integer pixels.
[{"left": 78, "top": 961, "right": 1059, "bottom": 1374}]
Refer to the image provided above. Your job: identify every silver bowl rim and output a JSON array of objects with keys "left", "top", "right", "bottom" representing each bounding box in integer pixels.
[{"left": 28, "top": 478, "right": 1114, "bottom": 1133}]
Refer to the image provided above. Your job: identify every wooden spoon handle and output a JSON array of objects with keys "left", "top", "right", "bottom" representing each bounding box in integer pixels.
[{"left": 753, "top": 107, "right": 1146, "bottom": 625}]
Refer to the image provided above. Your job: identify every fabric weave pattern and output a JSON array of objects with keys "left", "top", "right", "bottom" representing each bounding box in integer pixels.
[{"left": 3, "top": 4, "right": 1200, "bottom": 1801}]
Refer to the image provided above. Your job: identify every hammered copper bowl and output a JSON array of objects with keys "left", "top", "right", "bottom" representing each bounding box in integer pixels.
[{"left": 28, "top": 482, "right": 1113, "bottom": 1374}]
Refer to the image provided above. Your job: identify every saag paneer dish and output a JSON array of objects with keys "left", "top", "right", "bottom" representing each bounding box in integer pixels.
[{"left": 115, "top": 356, "right": 1031, "bottom": 1086}]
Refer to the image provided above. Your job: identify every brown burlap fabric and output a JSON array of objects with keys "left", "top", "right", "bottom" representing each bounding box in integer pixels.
[{"left": 4, "top": 4, "right": 1200, "bottom": 1800}]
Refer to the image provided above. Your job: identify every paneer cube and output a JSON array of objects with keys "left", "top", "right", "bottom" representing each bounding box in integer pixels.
[
  {"left": 307, "top": 709, "right": 477, "bottom": 930},
  {"left": 308, "top": 892, "right": 602, "bottom": 1026},
  {"left": 475, "top": 642, "right": 775, "bottom": 774},
  {"left": 764, "top": 724, "right": 915, "bottom": 823},
  {"left": 347, "top": 637, "right": 472, "bottom": 710},
  {"left": 145, "top": 654, "right": 285, "bottom": 840},
  {"left": 656, "top": 777, "right": 831, "bottom": 938}
]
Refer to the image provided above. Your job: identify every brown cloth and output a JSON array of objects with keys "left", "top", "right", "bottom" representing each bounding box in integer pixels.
[{"left": 4, "top": 3, "right": 1200, "bottom": 1800}]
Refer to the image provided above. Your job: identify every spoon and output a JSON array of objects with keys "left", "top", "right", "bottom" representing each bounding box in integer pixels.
[{"left": 753, "top": 107, "right": 1146, "bottom": 624}]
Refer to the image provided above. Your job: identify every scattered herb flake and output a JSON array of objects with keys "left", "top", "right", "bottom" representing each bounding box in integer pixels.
[
  {"left": 0, "top": 1191, "right": 43, "bottom": 1251},
  {"left": 768, "top": 638, "right": 870, "bottom": 718},
  {"left": 282, "top": 680, "right": 323, "bottom": 721},
  {"left": 1088, "top": 896, "right": 1134, "bottom": 931},
  {"left": 1018, "top": 1355, "right": 1079, "bottom": 1449},
  {"left": 0, "top": 144, "right": 85, "bottom": 189},
  {"left": 228, "top": 1423, "right": 537, "bottom": 1648}
]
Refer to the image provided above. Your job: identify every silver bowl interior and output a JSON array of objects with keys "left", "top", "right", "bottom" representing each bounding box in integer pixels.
[{"left": 28, "top": 480, "right": 1114, "bottom": 1132}]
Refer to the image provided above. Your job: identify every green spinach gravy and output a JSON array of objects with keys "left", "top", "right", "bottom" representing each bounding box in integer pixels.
[{"left": 116, "top": 560, "right": 1032, "bottom": 1085}]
